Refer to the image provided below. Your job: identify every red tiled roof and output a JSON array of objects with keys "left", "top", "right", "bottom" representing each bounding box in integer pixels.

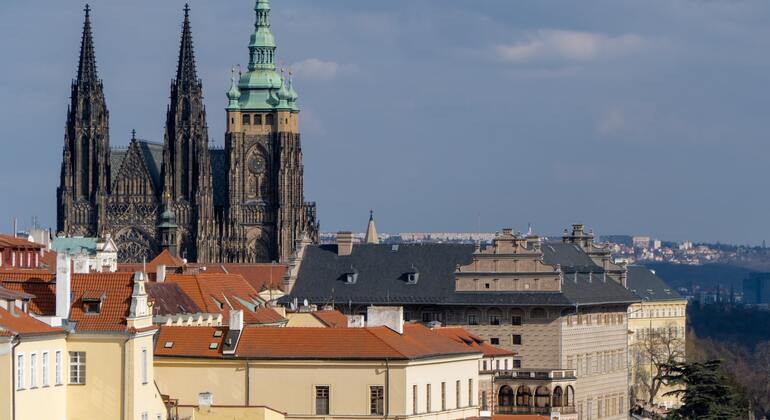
[
  {"left": 39, "top": 250, "right": 57, "bottom": 269},
  {"left": 200, "top": 264, "right": 287, "bottom": 292},
  {"left": 69, "top": 272, "right": 135, "bottom": 332},
  {"left": 146, "top": 282, "right": 202, "bottom": 315},
  {"left": 155, "top": 326, "right": 228, "bottom": 358},
  {"left": 156, "top": 323, "right": 481, "bottom": 360},
  {"left": 150, "top": 250, "right": 186, "bottom": 268},
  {"left": 0, "top": 234, "right": 44, "bottom": 249},
  {"left": 0, "top": 271, "right": 57, "bottom": 315},
  {"left": 0, "top": 286, "right": 34, "bottom": 301},
  {"left": 164, "top": 273, "right": 286, "bottom": 326},
  {"left": 312, "top": 310, "right": 349, "bottom": 328},
  {"left": 431, "top": 327, "right": 516, "bottom": 357},
  {"left": 0, "top": 307, "right": 63, "bottom": 336}
]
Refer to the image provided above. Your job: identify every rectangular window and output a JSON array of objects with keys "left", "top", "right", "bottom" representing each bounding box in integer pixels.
[
  {"left": 426, "top": 384, "right": 431, "bottom": 412},
  {"left": 468, "top": 379, "right": 473, "bottom": 406},
  {"left": 490, "top": 337, "right": 500, "bottom": 345},
  {"left": 495, "top": 360, "right": 500, "bottom": 370},
  {"left": 315, "top": 386, "right": 329, "bottom": 415},
  {"left": 55, "top": 351, "right": 62, "bottom": 385},
  {"left": 413, "top": 385, "right": 418, "bottom": 414},
  {"left": 482, "top": 360, "right": 487, "bottom": 370},
  {"left": 512, "top": 334, "right": 522, "bottom": 345},
  {"left": 489, "top": 315, "right": 500, "bottom": 325},
  {"left": 370, "top": 386, "right": 384, "bottom": 415},
  {"left": 512, "top": 359, "right": 522, "bottom": 368},
  {"left": 141, "top": 348, "right": 148, "bottom": 384},
  {"left": 504, "top": 359, "right": 508, "bottom": 370},
  {"left": 242, "top": 114, "right": 251, "bottom": 125},
  {"left": 254, "top": 114, "right": 263, "bottom": 125},
  {"left": 441, "top": 382, "right": 446, "bottom": 411},
  {"left": 511, "top": 316, "right": 522, "bottom": 326},
  {"left": 42, "top": 352, "right": 49, "bottom": 386},
  {"left": 467, "top": 314, "right": 478, "bottom": 325},
  {"left": 481, "top": 391, "right": 488, "bottom": 411},
  {"left": 69, "top": 352, "right": 86, "bottom": 385},
  {"left": 456, "top": 380, "right": 461, "bottom": 409},
  {"left": 16, "top": 354, "right": 24, "bottom": 389},
  {"left": 30, "top": 353, "right": 37, "bottom": 388}
]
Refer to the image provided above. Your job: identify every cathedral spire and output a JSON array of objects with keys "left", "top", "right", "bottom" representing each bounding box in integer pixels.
[
  {"left": 77, "top": 4, "right": 99, "bottom": 85},
  {"left": 175, "top": 3, "right": 198, "bottom": 88},
  {"left": 364, "top": 211, "right": 379, "bottom": 244},
  {"left": 248, "top": 0, "right": 276, "bottom": 71}
]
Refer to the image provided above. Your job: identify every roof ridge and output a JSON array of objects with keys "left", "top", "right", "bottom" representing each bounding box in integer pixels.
[{"left": 364, "top": 326, "right": 407, "bottom": 358}]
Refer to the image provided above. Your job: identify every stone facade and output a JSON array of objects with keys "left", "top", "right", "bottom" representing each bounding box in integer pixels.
[{"left": 56, "top": 2, "right": 318, "bottom": 263}]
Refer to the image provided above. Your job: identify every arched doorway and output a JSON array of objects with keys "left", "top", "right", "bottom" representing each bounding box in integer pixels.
[
  {"left": 516, "top": 386, "right": 532, "bottom": 407},
  {"left": 565, "top": 385, "right": 575, "bottom": 408},
  {"left": 552, "top": 386, "right": 564, "bottom": 407},
  {"left": 498, "top": 386, "right": 514, "bottom": 413},
  {"left": 535, "top": 386, "right": 550, "bottom": 408}
]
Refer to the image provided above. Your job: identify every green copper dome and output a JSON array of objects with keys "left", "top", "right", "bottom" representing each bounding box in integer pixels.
[{"left": 229, "top": 0, "right": 300, "bottom": 111}]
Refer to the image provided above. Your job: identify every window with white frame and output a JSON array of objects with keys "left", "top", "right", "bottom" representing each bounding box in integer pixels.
[
  {"left": 42, "top": 352, "right": 49, "bottom": 387},
  {"left": 55, "top": 351, "right": 62, "bottom": 385},
  {"left": 16, "top": 354, "right": 24, "bottom": 389},
  {"left": 30, "top": 353, "right": 37, "bottom": 388},
  {"left": 69, "top": 351, "right": 86, "bottom": 384}
]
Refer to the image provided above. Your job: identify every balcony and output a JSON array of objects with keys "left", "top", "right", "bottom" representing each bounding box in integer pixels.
[{"left": 494, "top": 368, "right": 576, "bottom": 380}]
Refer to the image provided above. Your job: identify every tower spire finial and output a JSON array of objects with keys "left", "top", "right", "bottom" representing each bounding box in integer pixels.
[
  {"left": 77, "top": 3, "right": 98, "bottom": 85},
  {"left": 175, "top": 3, "right": 198, "bottom": 87},
  {"left": 131, "top": 129, "right": 136, "bottom": 140}
]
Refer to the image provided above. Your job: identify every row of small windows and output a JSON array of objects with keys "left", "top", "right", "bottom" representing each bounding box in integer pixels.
[
  {"left": 629, "top": 306, "right": 686, "bottom": 319},
  {"left": 467, "top": 309, "right": 542, "bottom": 326},
  {"left": 242, "top": 114, "right": 275, "bottom": 126},
  {"left": 566, "top": 313, "right": 625, "bottom": 327},
  {"left": 489, "top": 334, "right": 522, "bottom": 346},
  {"left": 482, "top": 358, "right": 522, "bottom": 371},
  {"left": 567, "top": 349, "right": 625, "bottom": 378},
  {"left": 16, "top": 350, "right": 66, "bottom": 390}
]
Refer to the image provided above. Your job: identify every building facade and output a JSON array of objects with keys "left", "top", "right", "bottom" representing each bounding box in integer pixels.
[
  {"left": 284, "top": 224, "right": 644, "bottom": 420},
  {"left": 57, "top": 1, "right": 318, "bottom": 264}
]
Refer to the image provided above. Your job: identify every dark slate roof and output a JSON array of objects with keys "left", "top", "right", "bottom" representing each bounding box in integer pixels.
[
  {"left": 286, "top": 243, "right": 640, "bottom": 308},
  {"left": 147, "top": 282, "right": 203, "bottom": 315},
  {"left": 210, "top": 149, "right": 227, "bottom": 207},
  {"left": 542, "top": 242, "right": 603, "bottom": 272},
  {"left": 626, "top": 266, "right": 683, "bottom": 302},
  {"left": 111, "top": 140, "right": 164, "bottom": 191}
]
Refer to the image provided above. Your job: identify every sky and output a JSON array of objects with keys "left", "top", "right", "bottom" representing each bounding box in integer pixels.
[{"left": 1, "top": 0, "right": 770, "bottom": 244}]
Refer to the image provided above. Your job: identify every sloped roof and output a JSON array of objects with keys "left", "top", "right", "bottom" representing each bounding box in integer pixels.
[
  {"left": 0, "top": 234, "right": 44, "bottom": 249},
  {"left": 0, "top": 271, "right": 57, "bottom": 315},
  {"left": 626, "top": 266, "right": 683, "bottom": 302},
  {"left": 431, "top": 327, "right": 515, "bottom": 357},
  {"left": 165, "top": 273, "right": 286, "bottom": 325},
  {"left": 110, "top": 140, "right": 164, "bottom": 192},
  {"left": 147, "top": 282, "right": 202, "bottom": 315},
  {"left": 0, "top": 306, "right": 63, "bottom": 337},
  {"left": 312, "top": 310, "right": 348, "bottom": 328},
  {"left": 286, "top": 243, "right": 639, "bottom": 307},
  {"left": 156, "top": 323, "right": 481, "bottom": 361},
  {"left": 68, "top": 272, "right": 136, "bottom": 332},
  {"left": 155, "top": 326, "right": 228, "bottom": 358},
  {"left": 51, "top": 237, "right": 98, "bottom": 255},
  {"left": 202, "top": 263, "right": 287, "bottom": 291}
]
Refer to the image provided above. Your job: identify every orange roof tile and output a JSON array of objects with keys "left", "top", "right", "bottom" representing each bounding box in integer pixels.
[
  {"left": 164, "top": 273, "right": 286, "bottom": 326},
  {"left": 68, "top": 272, "right": 135, "bottom": 332},
  {"left": 0, "top": 234, "right": 44, "bottom": 249},
  {"left": 0, "top": 271, "right": 57, "bottom": 315},
  {"left": 0, "top": 307, "right": 63, "bottom": 336},
  {"left": 200, "top": 264, "right": 287, "bottom": 291},
  {"left": 156, "top": 323, "right": 481, "bottom": 360},
  {"left": 150, "top": 250, "right": 186, "bottom": 268},
  {"left": 155, "top": 326, "right": 228, "bottom": 358},
  {"left": 431, "top": 327, "right": 516, "bottom": 357},
  {"left": 312, "top": 310, "right": 349, "bottom": 328}
]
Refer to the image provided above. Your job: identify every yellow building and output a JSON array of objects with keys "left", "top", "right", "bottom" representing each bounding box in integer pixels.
[
  {"left": 626, "top": 266, "right": 687, "bottom": 409},
  {"left": 155, "top": 310, "right": 482, "bottom": 420}
]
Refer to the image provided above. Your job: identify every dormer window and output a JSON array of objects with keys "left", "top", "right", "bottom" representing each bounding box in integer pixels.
[
  {"left": 82, "top": 291, "right": 105, "bottom": 314},
  {"left": 346, "top": 272, "right": 359, "bottom": 284},
  {"left": 84, "top": 302, "right": 101, "bottom": 314},
  {"left": 407, "top": 272, "right": 419, "bottom": 284}
]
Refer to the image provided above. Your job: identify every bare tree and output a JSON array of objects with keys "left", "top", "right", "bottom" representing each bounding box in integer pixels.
[{"left": 631, "top": 323, "right": 686, "bottom": 405}]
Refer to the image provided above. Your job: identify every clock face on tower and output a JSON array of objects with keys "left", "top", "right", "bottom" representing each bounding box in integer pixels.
[{"left": 248, "top": 155, "right": 266, "bottom": 174}]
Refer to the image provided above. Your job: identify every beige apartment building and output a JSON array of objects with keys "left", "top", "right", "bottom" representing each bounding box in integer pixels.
[
  {"left": 284, "top": 223, "right": 645, "bottom": 420},
  {"left": 626, "top": 266, "right": 687, "bottom": 409},
  {"left": 154, "top": 310, "right": 481, "bottom": 420}
]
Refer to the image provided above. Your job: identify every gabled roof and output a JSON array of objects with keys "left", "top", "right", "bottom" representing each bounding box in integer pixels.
[
  {"left": 0, "top": 306, "right": 63, "bottom": 337},
  {"left": 626, "top": 266, "right": 683, "bottom": 302},
  {"left": 110, "top": 140, "right": 164, "bottom": 193},
  {"left": 202, "top": 263, "right": 287, "bottom": 291},
  {"left": 146, "top": 282, "right": 202, "bottom": 315},
  {"left": 155, "top": 326, "right": 228, "bottom": 358},
  {"left": 155, "top": 323, "right": 481, "bottom": 361},
  {"left": 431, "top": 327, "right": 515, "bottom": 357},
  {"left": 68, "top": 272, "right": 138, "bottom": 332},
  {"left": 165, "top": 273, "right": 285, "bottom": 325},
  {"left": 151, "top": 249, "right": 185, "bottom": 267},
  {"left": 286, "top": 243, "right": 639, "bottom": 307}
]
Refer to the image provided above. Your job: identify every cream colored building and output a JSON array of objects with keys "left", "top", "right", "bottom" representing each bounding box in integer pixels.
[
  {"left": 155, "top": 309, "right": 481, "bottom": 420},
  {"left": 626, "top": 266, "right": 687, "bottom": 409}
]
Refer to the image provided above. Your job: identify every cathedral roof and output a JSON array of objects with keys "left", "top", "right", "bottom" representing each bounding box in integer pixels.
[{"left": 110, "top": 140, "right": 164, "bottom": 192}]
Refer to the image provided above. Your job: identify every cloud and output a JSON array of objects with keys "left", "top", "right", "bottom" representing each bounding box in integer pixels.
[
  {"left": 290, "top": 58, "right": 357, "bottom": 81},
  {"left": 496, "top": 30, "right": 647, "bottom": 63}
]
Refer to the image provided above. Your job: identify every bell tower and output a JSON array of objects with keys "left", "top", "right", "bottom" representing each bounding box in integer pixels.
[{"left": 222, "top": 0, "right": 311, "bottom": 263}]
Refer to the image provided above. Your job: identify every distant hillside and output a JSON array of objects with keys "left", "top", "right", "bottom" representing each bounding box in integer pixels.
[{"left": 641, "top": 262, "right": 754, "bottom": 290}]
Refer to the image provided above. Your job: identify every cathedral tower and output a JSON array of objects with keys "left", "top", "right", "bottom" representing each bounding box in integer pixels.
[
  {"left": 57, "top": 5, "right": 111, "bottom": 237},
  {"left": 160, "top": 4, "right": 216, "bottom": 262},
  {"left": 222, "top": 0, "right": 316, "bottom": 263}
]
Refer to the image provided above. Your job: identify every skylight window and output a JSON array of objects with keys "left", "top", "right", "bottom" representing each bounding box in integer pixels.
[
  {"left": 209, "top": 343, "right": 218, "bottom": 350},
  {"left": 164, "top": 342, "right": 174, "bottom": 348},
  {"left": 213, "top": 330, "right": 223, "bottom": 337}
]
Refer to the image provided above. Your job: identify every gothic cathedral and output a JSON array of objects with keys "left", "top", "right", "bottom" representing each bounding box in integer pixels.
[{"left": 56, "top": 1, "right": 319, "bottom": 263}]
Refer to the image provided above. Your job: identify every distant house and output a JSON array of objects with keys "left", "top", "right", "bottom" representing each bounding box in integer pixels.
[{"left": 51, "top": 235, "right": 118, "bottom": 273}]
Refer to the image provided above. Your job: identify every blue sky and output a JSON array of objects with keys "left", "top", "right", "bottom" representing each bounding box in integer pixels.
[{"left": 1, "top": 0, "right": 769, "bottom": 244}]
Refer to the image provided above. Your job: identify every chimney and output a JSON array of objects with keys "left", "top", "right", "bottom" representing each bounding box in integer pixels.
[
  {"left": 56, "top": 253, "right": 72, "bottom": 319},
  {"left": 337, "top": 231, "right": 354, "bottom": 256},
  {"left": 157, "top": 264, "right": 167, "bottom": 283},
  {"left": 367, "top": 306, "right": 404, "bottom": 334},
  {"left": 229, "top": 309, "right": 244, "bottom": 331}
]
